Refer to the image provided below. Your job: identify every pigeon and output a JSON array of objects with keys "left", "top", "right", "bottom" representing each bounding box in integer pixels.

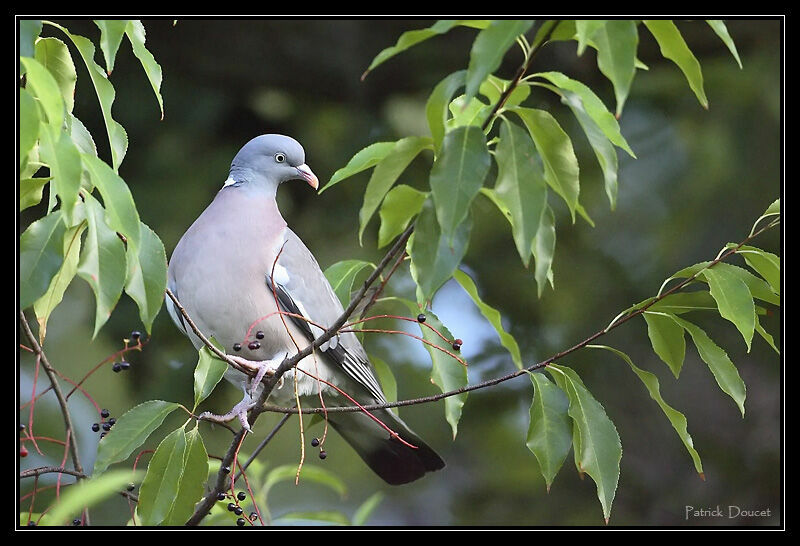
[{"left": 167, "top": 134, "right": 445, "bottom": 484}]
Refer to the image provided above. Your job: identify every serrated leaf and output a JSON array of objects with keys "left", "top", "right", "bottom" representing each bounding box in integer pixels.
[
  {"left": 322, "top": 141, "right": 397, "bottom": 193},
  {"left": 20, "top": 211, "right": 66, "bottom": 310},
  {"left": 493, "top": 119, "right": 547, "bottom": 265},
  {"left": 193, "top": 343, "right": 228, "bottom": 410},
  {"left": 19, "top": 57, "right": 64, "bottom": 128},
  {"left": 702, "top": 266, "right": 756, "bottom": 351},
  {"left": 726, "top": 244, "right": 780, "bottom": 295},
  {"left": 68, "top": 114, "right": 98, "bottom": 157},
  {"left": 19, "top": 88, "right": 40, "bottom": 167},
  {"left": 44, "top": 470, "right": 143, "bottom": 526},
  {"left": 755, "top": 316, "right": 779, "bottom": 354},
  {"left": 46, "top": 21, "right": 128, "bottom": 170},
  {"left": 592, "top": 20, "right": 638, "bottom": 116},
  {"left": 400, "top": 301, "right": 467, "bottom": 439},
  {"left": 532, "top": 204, "right": 556, "bottom": 297},
  {"left": 38, "top": 123, "right": 82, "bottom": 224},
  {"left": 77, "top": 194, "right": 127, "bottom": 337},
  {"left": 93, "top": 19, "right": 128, "bottom": 73},
  {"left": 352, "top": 492, "right": 384, "bottom": 526},
  {"left": 19, "top": 177, "right": 50, "bottom": 212},
  {"left": 378, "top": 184, "right": 427, "bottom": 248},
  {"left": 426, "top": 70, "right": 466, "bottom": 155},
  {"left": 359, "top": 136, "right": 431, "bottom": 244},
  {"left": 671, "top": 316, "right": 746, "bottom": 417},
  {"left": 138, "top": 427, "right": 188, "bottom": 526},
  {"left": 669, "top": 261, "right": 779, "bottom": 306},
  {"left": 323, "top": 260, "right": 375, "bottom": 307},
  {"left": 706, "top": 20, "right": 742, "bottom": 68},
  {"left": 548, "top": 364, "right": 621, "bottom": 523},
  {"left": 513, "top": 107, "right": 580, "bottom": 222},
  {"left": 575, "top": 20, "right": 607, "bottom": 55},
  {"left": 125, "top": 21, "right": 164, "bottom": 119},
  {"left": 81, "top": 153, "right": 141, "bottom": 251},
  {"left": 124, "top": 222, "right": 167, "bottom": 333},
  {"left": 34, "top": 37, "right": 77, "bottom": 114},
  {"left": 454, "top": 269, "right": 523, "bottom": 369},
  {"left": 34, "top": 221, "right": 86, "bottom": 342},
  {"left": 643, "top": 311, "right": 686, "bottom": 377},
  {"left": 643, "top": 20, "right": 708, "bottom": 108},
  {"left": 19, "top": 19, "right": 42, "bottom": 58},
  {"left": 93, "top": 400, "right": 182, "bottom": 475},
  {"left": 429, "top": 126, "right": 490, "bottom": 244},
  {"left": 527, "top": 371, "right": 572, "bottom": 490},
  {"left": 590, "top": 345, "right": 703, "bottom": 476},
  {"left": 464, "top": 19, "right": 534, "bottom": 101},
  {"left": 408, "top": 198, "right": 472, "bottom": 304},
  {"left": 163, "top": 426, "right": 209, "bottom": 525}
]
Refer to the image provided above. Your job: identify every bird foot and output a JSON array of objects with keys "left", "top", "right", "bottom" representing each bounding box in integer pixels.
[
  {"left": 199, "top": 394, "right": 258, "bottom": 433},
  {"left": 228, "top": 354, "right": 287, "bottom": 397}
]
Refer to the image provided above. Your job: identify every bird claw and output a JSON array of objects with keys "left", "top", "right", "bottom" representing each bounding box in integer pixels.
[
  {"left": 198, "top": 395, "right": 257, "bottom": 433},
  {"left": 229, "top": 353, "right": 287, "bottom": 397}
]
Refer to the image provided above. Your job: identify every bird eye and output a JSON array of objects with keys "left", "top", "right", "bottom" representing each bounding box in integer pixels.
[{"left": 275, "top": 153, "right": 286, "bottom": 163}]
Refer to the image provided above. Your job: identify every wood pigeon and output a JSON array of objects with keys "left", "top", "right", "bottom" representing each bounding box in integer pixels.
[{"left": 167, "top": 134, "right": 445, "bottom": 485}]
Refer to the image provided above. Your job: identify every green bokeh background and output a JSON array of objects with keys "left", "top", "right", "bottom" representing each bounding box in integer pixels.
[{"left": 19, "top": 18, "right": 781, "bottom": 527}]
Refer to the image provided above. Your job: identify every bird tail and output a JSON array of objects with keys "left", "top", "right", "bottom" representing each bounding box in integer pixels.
[{"left": 326, "top": 406, "right": 445, "bottom": 485}]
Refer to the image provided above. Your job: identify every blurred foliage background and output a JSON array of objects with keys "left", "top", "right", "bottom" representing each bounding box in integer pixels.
[{"left": 19, "top": 18, "right": 781, "bottom": 526}]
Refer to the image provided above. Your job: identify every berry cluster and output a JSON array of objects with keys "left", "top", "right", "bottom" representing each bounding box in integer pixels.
[
  {"left": 90, "top": 409, "right": 117, "bottom": 438},
  {"left": 218, "top": 490, "right": 252, "bottom": 526}
]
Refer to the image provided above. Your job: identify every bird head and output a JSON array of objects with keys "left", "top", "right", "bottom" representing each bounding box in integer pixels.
[{"left": 227, "top": 134, "right": 318, "bottom": 191}]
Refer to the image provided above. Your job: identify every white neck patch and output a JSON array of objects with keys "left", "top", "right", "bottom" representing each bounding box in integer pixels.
[{"left": 222, "top": 176, "right": 237, "bottom": 187}]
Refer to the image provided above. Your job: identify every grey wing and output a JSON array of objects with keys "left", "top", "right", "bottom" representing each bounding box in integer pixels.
[{"left": 270, "top": 229, "right": 387, "bottom": 404}]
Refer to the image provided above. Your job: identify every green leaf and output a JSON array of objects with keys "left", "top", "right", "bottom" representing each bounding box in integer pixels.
[
  {"left": 38, "top": 123, "right": 82, "bottom": 224},
  {"left": 34, "top": 221, "right": 86, "bottom": 342},
  {"left": 669, "top": 261, "right": 779, "bottom": 306},
  {"left": 526, "top": 371, "right": 572, "bottom": 490},
  {"left": 592, "top": 20, "right": 638, "bottom": 116},
  {"left": 643, "top": 311, "right": 686, "bottom": 377},
  {"left": 19, "top": 88, "right": 40, "bottom": 167},
  {"left": 425, "top": 70, "right": 466, "bottom": 155},
  {"left": 44, "top": 470, "right": 143, "bottom": 526},
  {"left": 702, "top": 266, "right": 756, "bottom": 351},
  {"left": 454, "top": 269, "right": 523, "bottom": 369},
  {"left": 81, "top": 153, "right": 141, "bottom": 251},
  {"left": 263, "top": 464, "right": 346, "bottom": 520},
  {"left": 68, "top": 114, "right": 98, "bottom": 157},
  {"left": 322, "top": 141, "right": 397, "bottom": 193},
  {"left": 408, "top": 198, "right": 472, "bottom": 304},
  {"left": 532, "top": 205, "right": 556, "bottom": 297},
  {"left": 589, "top": 345, "right": 703, "bottom": 476},
  {"left": 93, "top": 400, "right": 181, "bottom": 475},
  {"left": 446, "top": 95, "right": 490, "bottom": 130},
  {"left": 400, "top": 301, "right": 467, "bottom": 439},
  {"left": 648, "top": 291, "right": 718, "bottom": 314},
  {"left": 163, "top": 426, "right": 209, "bottom": 526},
  {"left": 378, "top": 184, "right": 427, "bottom": 249},
  {"left": 359, "top": 136, "right": 431, "bottom": 244},
  {"left": 726, "top": 244, "right": 780, "bottom": 295},
  {"left": 643, "top": 20, "right": 708, "bottom": 109},
  {"left": 125, "top": 21, "right": 165, "bottom": 120},
  {"left": 19, "top": 19, "right": 42, "bottom": 58},
  {"left": 464, "top": 20, "right": 534, "bottom": 101},
  {"left": 93, "top": 19, "right": 128, "bottom": 73},
  {"left": 19, "top": 177, "right": 50, "bottom": 212},
  {"left": 575, "top": 20, "right": 607, "bottom": 55},
  {"left": 479, "top": 74, "right": 531, "bottom": 109},
  {"left": 513, "top": 107, "right": 580, "bottom": 222},
  {"left": 429, "top": 126, "right": 490, "bottom": 244},
  {"left": 323, "top": 260, "right": 375, "bottom": 307},
  {"left": 77, "top": 194, "right": 127, "bottom": 337},
  {"left": 492, "top": 119, "right": 547, "bottom": 265},
  {"left": 20, "top": 211, "right": 66, "bottom": 310},
  {"left": 124, "top": 222, "right": 167, "bottom": 333},
  {"left": 706, "top": 20, "right": 742, "bottom": 68},
  {"left": 352, "top": 492, "right": 384, "bottom": 526},
  {"left": 193, "top": 343, "right": 229, "bottom": 410},
  {"left": 371, "top": 356, "right": 398, "bottom": 416},
  {"left": 671, "top": 316, "right": 746, "bottom": 417},
  {"left": 548, "top": 364, "right": 621, "bottom": 523},
  {"left": 755, "top": 317, "right": 779, "bottom": 354},
  {"left": 19, "top": 57, "right": 64, "bottom": 128},
  {"left": 46, "top": 22, "right": 128, "bottom": 170},
  {"left": 34, "top": 37, "right": 77, "bottom": 114},
  {"left": 138, "top": 427, "right": 188, "bottom": 526}
]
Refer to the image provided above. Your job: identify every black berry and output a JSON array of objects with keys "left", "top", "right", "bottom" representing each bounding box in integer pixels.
[
  {"left": 72, "top": 518, "right": 82, "bottom": 526},
  {"left": 101, "top": 409, "right": 110, "bottom": 418},
  {"left": 310, "top": 437, "right": 320, "bottom": 447},
  {"left": 112, "top": 363, "right": 122, "bottom": 373},
  {"left": 221, "top": 465, "right": 231, "bottom": 474},
  {"left": 19, "top": 423, "right": 25, "bottom": 431},
  {"left": 234, "top": 506, "right": 244, "bottom": 516},
  {"left": 100, "top": 432, "right": 107, "bottom": 438},
  {"left": 91, "top": 423, "right": 100, "bottom": 432},
  {"left": 131, "top": 330, "right": 141, "bottom": 340},
  {"left": 417, "top": 313, "right": 426, "bottom": 323},
  {"left": 127, "top": 483, "right": 135, "bottom": 492},
  {"left": 217, "top": 492, "right": 226, "bottom": 501},
  {"left": 249, "top": 512, "right": 258, "bottom": 521},
  {"left": 256, "top": 331, "right": 264, "bottom": 339},
  {"left": 248, "top": 341, "right": 260, "bottom": 350},
  {"left": 319, "top": 450, "right": 327, "bottom": 460},
  {"left": 227, "top": 502, "right": 237, "bottom": 512},
  {"left": 237, "top": 491, "right": 246, "bottom": 501},
  {"left": 452, "top": 339, "right": 462, "bottom": 351},
  {"left": 120, "top": 361, "right": 131, "bottom": 370},
  {"left": 108, "top": 418, "right": 116, "bottom": 426},
  {"left": 28, "top": 521, "right": 36, "bottom": 526},
  {"left": 102, "top": 423, "right": 112, "bottom": 432},
  {"left": 236, "top": 517, "right": 246, "bottom": 527},
  {"left": 233, "top": 343, "right": 242, "bottom": 352}
]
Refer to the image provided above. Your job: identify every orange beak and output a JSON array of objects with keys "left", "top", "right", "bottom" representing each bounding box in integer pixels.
[{"left": 296, "top": 164, "right": 319, "bottom": 190}]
